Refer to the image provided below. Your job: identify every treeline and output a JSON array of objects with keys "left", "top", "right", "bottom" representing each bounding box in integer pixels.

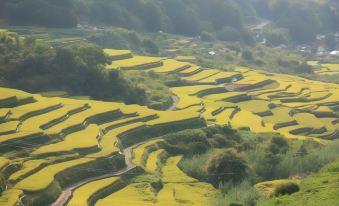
[
  {"left": 1, "top": 0, "right": 338, "bottom": 44},
  {"left": 2, "top": 0, "right": 77, "bottom": 27},
  {"left": 252, "top": 0, "right": 339, "bottom": 44},
  {"left": 1, "top": 0, "right": 253, "bottom": 44},
  {"left": 0, "top": 32, "right": 150, "bottom": 105},
  {"left": 80, "top": 0, "right": 254, "bottom": 43}
]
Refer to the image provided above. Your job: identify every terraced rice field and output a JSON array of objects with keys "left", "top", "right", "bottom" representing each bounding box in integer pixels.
[
  {"left": 314, "top": 64, "right": 339, "bottom": 76},
  {"left": 108, "top": 49, "right": 338, "bottom": 140},
  {"left": 0, "top": 49, "right": 338, "bottom": 205},
  {"left": 0, "top": 85, "right": 202, "bottom": 205}
]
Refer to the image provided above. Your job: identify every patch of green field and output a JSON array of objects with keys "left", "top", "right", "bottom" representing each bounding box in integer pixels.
[
  {"left": 255, "top": 179, "right": 300, "bottom": 198},
  {"left": 40, "top": 91, "right": 68, "bottom": 97},
  {"left": 259, "top": 161, "right": 339, "bottom": 206}
]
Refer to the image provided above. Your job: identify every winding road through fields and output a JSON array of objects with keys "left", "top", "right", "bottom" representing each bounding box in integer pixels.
[{"left": 51, "top": 141, "right": 145, "bottom": 206}]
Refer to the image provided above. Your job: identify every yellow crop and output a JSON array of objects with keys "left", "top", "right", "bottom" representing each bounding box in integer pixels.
[
  {"left": 199, "top": 71, "right": 240, "bottom": 84},
  {"left": 145, "top": 149, "right": 164, "bottom": 173},
  {"left": 95, "top": 183, "right": 156, "bottom": 206},
  {"left": 170, "top": 85, "right": 221, "bottom": 96},
  {"left": 0, "top": 157, "right": 10, "bottom": 170},
  {"left": 0, "top": 121, "right": 19, "bottom": 134},
  {"left": 162, "top": 156, "right": 197, "bottom": 183},
  {"left": 106, "top": 56, "right": 163, "bottom": 70},
  {"left": 0, "top": 189, "right": 23, "bottom": 206},
  {"left": 9, "top": 160, "right": 47, "bottom": 182},
  {"left": 152, "top": 59, "right": 190, "bottom": 73},
  {"left": 33, "top": 124, "right": 100, "bottom": 155},
  {"left": 104, "top": 49, "right": 131, "bottom": 57},
  {"left": 68, "top": 177, "right": 119, "bottom": 206},
  {"left": 182, "top": 69, "right": 219, "bottom": 81},
  {"left": 15, "top": 158, "right": 92, "bottom": 192},
  {"left": 132, "top": 139, "right": 162, "bottom": 167}
]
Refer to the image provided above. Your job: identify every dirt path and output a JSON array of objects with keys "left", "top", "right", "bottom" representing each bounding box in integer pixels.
[
  {"left": 51, "top": 141, "right": 146, "bottom": 206},
  {"left": 167, "top": 95, "right": 179, "bottom": 111}
]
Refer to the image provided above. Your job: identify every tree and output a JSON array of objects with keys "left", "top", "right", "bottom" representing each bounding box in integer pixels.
[
  {"left": 204, "top": 149, "right": 247, "bottom": 185},
  {"left": 5, "top": 0, "right": 77, "bottom": 27},
  {"left": 142, "top": 39, "right": 159, "bottom": 55}
]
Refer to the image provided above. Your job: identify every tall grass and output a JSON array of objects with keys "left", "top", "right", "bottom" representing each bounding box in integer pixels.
[
  {"left": 214, "top": 179, "right": 259, "bottom": 206},
  {"left": 246, "top": 140, "right": 339, "bottom": 180}
]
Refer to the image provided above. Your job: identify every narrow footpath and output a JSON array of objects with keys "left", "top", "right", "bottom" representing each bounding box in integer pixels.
[{"left": 51, "top": 141, "right": 145, "bottom": 206}]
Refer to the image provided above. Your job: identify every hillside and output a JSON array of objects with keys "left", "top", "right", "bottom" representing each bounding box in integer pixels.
[
  {"left": 0, "top": 2, "right": 339, "bottom": 204},
  {"left": 0, "top": 44, "right": 338, "bottom": 205},
  {"left": 1, "top": 0, "right": 338, "bottom": 45}
]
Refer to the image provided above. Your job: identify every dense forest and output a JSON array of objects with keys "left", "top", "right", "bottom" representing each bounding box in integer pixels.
[{"left": 1, "top": 0, "right": 338, "bottom": 44}]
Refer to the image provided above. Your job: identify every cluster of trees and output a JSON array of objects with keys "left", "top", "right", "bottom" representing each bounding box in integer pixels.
[
  {"left": 1, "top": 0, "right": 253, "bottom": 44},
  {"left": 252, "top": 0, "right": 339, "bottom": 44},
  {"left": 2, "top": 0, "right": 338, "bottom": 45},
  {"left": 0, "top": 32, "right": 150, "bottom": 105},
  {"left": 2, "top": 0, "right": 77, "bottom": 27}
]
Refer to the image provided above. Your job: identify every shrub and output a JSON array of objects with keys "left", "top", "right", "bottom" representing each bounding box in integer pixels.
[
  {"left": 274, "top": 182, "right": 299, "bottom": 196},
  {"left": 200, "top": 31, "right": 215, "bottom": 41},
  {"left": 242, "top": 50, "right": 253, "bottom": 60},
  {"left": 216, "top": 179, "right": 259, "bottom": 206},
  {"left": 142, "top": 39, "right": 159, "bottom": 55},
  {"left": 204, "top": 149, "right": 247, "bottom": 185}
]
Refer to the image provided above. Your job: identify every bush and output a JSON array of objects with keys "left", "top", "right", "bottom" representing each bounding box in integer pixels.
[
  {"left": 242, "top": 50, "right": 253, "bottom": 60},
  {"left": 200, "top": 31, "right": 215, "bottom": 41},
  {"left": 142, "top": 39, "right": 159, "bottom": 55},
  {"left": 274, "top": 182, "right": 299, "bottom": 196},
  {"left": 204, "top": 149, "right": 247, "bottom": 185},
  {"left": 215, "top": 179, "right": 259, "bottom": 206}
]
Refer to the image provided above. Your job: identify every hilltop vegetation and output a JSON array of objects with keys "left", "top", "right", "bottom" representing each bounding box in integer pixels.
[
  {"left": 0, "top": 1, "right": 339, "bottom": 203},
  {"left": 0, "top": 41, "right": 338, "bottom": 205},
  {"left": 1, "top": 0, "right": 338, "bottom": 44},
  {"left": 0, "top": 31, "right": 173, "bottom": 109}
]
